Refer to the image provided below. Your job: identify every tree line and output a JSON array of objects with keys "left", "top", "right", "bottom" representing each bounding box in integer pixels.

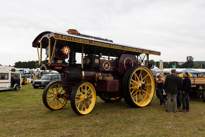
[
  {"left": 14, "top": 61, "right": 39, "bottom": 69},
  {"left": 150, "top": 56, "right": 205, "bottom": 68}
]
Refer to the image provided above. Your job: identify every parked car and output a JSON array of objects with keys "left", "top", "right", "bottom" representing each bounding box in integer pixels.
[{"left": 32, "top": 74, "right": 61, "bottom": 88}]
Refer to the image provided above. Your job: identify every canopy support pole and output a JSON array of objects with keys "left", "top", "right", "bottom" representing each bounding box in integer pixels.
[
  {"left": 50, "top": 39, "right": 57, "bottom": 63},
  {"left": 81, "top": 45, "right": 84, "bottom": 69},
  {"left": 37, "top": 45, "right": 40, "bottom": 65},
  {"left": 146, "top": 54, "right": 149, "bottom": 67},
  {"left": 48, "top": 39, "right": 51, "bottom": 64},
  {"left": 40, "top": 42, "right": 42, "bottom": 65}
]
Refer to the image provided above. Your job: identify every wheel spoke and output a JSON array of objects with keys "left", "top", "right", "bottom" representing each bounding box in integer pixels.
[
  {"left": 77, "top": 101, "right": 81, "bottom": 109},
  {"left": 145, "top": 83, "right": 152, "bottom": 86},
  {"left": 48, "top": 91, "right": 53, "bottom": 94},
  {"left": 132, "top": 90, "right": 140, "bottom": 96},
  {"left": 130, "top": 86, "right": 138, "bottom": 89},
  {"left": 47, "top": 96, "right": 53, "bottom": 98},
  {"left": 81, "top": 102, "right": 85, "bottom": 111},
  {"left": 58, "top": 99, "right": 63, "bottom": 104},
  {"left": 141, "top": 74, "right": 149, "bottom": 82},
  {"left": 142, "top": 89, "right": 150, "bottom": 96},
  {"left": 57, "top": 85, "right": 62, "bottom": 92},
  {"left": 77, "top": 89, "right": 83, "bottom": 95},
  {"left": 55, "top": 84, "right": 58, "bottom": 93},
  {"left": 130, "top": 79, "right": 139, "bottom": 85},
  {"left": 76, "top": 100, "right": 81, "bottom": 104},
  {"left": 51, "top": 88, "right": 54, "bottom": 93},
  {"left": 84, "top": 85, "right": 87, "bottom": 94},
  {"left": 134, "top": 73, "right": 140, "bottom": 81},
  {"left": 49, "top": 98, "right": 55, "bottom": 104},
  {"left": 58, "top": 88, "right": 64, "bottom": 94},
  {"left": 53, "top": 98, "right": 55, "bottom": 106},
  {"left": 140, "top": 94, "right": 145, "bottom": 102},
  {"left": 86, "top": 101, "right": 90, "bottom": 106},
  {"left": 86, "top": 88, "right": 90, "bottom": 95},
  {"left": 88, "top": 93, "right": 93, "bottom": 97},
  {"left": 131, "top": 89, "right": 137, "bottom": 95},
  {"left": 136, "top": 94, "right": 140, "bottom": 102},
  {"left": 139, "top": 70, "right": 142, "bottom": 80},
  {"left": 76, "top": 96, "right": 80, "bottom": 99}
]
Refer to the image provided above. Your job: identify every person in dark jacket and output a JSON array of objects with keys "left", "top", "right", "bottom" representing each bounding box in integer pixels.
[
  {"left": 164, "top": 69, "right": 180, "bottom": 113},
  {"left": 179, "top": 72, "right": 191, "bottom": 112},
  {"left": 176, "top": 73, "right": 183, "bottom": 109}
]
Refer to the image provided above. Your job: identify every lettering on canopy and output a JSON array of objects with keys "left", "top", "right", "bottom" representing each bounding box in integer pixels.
[{"left": 53, "top": 34, "right": 160, "bottom": 55}]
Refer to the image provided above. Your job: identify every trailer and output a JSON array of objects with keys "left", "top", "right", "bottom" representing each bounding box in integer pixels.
[
  {"left": 32, "top": 29, "right": 161, "bottom": 115},
  {"left": 189, "top": 77, "right": 205, "bottom": 101},
  {"left": 0, "top": 66, "right": 22, "bottom": 91}
]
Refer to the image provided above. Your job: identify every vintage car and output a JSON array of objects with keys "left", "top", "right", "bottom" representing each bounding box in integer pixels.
[
  {"left": 0, "top": 66, "right": 22, "bottom": 91},
  {"left": 32, "top": 74, "right": 61, "bottom": 88},
  {"left": 32, "top": 29, "right": 161, "bottom": 115}
]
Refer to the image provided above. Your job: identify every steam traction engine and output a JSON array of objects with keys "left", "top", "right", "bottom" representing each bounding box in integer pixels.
[{"left": 32, "top": 29, "right": 161, "bottom": 115}]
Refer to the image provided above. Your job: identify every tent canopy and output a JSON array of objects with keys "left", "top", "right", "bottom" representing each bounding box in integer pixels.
[{"left": 178, "top": 69, "right": 202, "bottom": 74}]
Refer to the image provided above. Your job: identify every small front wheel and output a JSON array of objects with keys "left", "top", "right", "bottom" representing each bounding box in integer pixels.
[
  {"left": 71, "top": 82, "right": 96, "bottom": 115},
  {"left": 43, "top": 81, "right": 67, "bottom": 110}
]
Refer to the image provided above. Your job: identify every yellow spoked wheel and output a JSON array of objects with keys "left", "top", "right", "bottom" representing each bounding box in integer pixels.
[
  {"left": 43, "top": 81, "right": 67, "bottom": 110},
  {"left": 71, "top": 82, "right": 96, "bottom": 115},
  {"left": 123, "top": 66, "right": 155, "bottom": 107}
]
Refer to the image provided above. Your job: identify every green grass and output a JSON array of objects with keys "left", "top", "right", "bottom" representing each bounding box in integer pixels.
[{"left": 0, "top": 84, "right": 205, "bottom": 137}]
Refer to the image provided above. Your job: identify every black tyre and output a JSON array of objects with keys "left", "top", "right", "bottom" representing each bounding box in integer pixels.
[
  {"left": 15, "top": 85, "right": 20, "bottom": 90},
  {"left": 42, "top": 81, "right": 67, "bottom": 110},
  {"left": 71, "top": 81, "right": 96, "bottom": 115},
  {"left": 123, "top": 66, "right": 137, "bottom": 105}
]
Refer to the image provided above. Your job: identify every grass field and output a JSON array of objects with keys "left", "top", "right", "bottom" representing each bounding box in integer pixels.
[{"left": 0, "top": 83, "right": 205, "bottom": 137}]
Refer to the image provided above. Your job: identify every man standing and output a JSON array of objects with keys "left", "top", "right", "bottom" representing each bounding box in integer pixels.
[
  {"left": 176, "top": 73, "right": 183, "bottom": 109},
  {"left": 164, "top": 69, "right": 180, "bottom": 113},
  {"left": 179, "top": 72, "right": 191, "bottom": 112}
]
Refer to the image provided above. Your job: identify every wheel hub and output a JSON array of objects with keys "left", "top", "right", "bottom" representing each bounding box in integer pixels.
[
  {"left": 52, "top": 92, "right": 58, "bottom": 99},
  {"left": 80, "top": 95, "right": 89, "bottom": 102}
]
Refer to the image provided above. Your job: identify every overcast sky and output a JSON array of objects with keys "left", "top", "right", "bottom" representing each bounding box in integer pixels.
[{"left": 0, "top": 0, "right": 205, "bottom": 66}]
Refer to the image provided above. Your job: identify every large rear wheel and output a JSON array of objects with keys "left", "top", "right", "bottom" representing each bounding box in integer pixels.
[
  {"left": 71, "top": 82, "right": 96, "bottom": 115},
  {"left": 43, "top": 81, "right": 67, "bottom": 110},
  {"left": 124, "top": 66, "right": 155, "bottom": 107}
]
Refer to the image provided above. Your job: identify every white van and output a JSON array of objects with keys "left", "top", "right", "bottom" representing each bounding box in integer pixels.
[{"left": 0, "top": 66, "right": 22, "bottom": 91}]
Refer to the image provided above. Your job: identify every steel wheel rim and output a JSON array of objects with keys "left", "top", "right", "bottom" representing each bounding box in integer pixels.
[
  {"left": 46, "top": 82, "right": 67, "bottom": 109},
  {"left": 75, "top": 83, "right": 96, "bottom": 115},
  {"left": 129, "top": 67, "right": 155, "bottom": 107}
]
